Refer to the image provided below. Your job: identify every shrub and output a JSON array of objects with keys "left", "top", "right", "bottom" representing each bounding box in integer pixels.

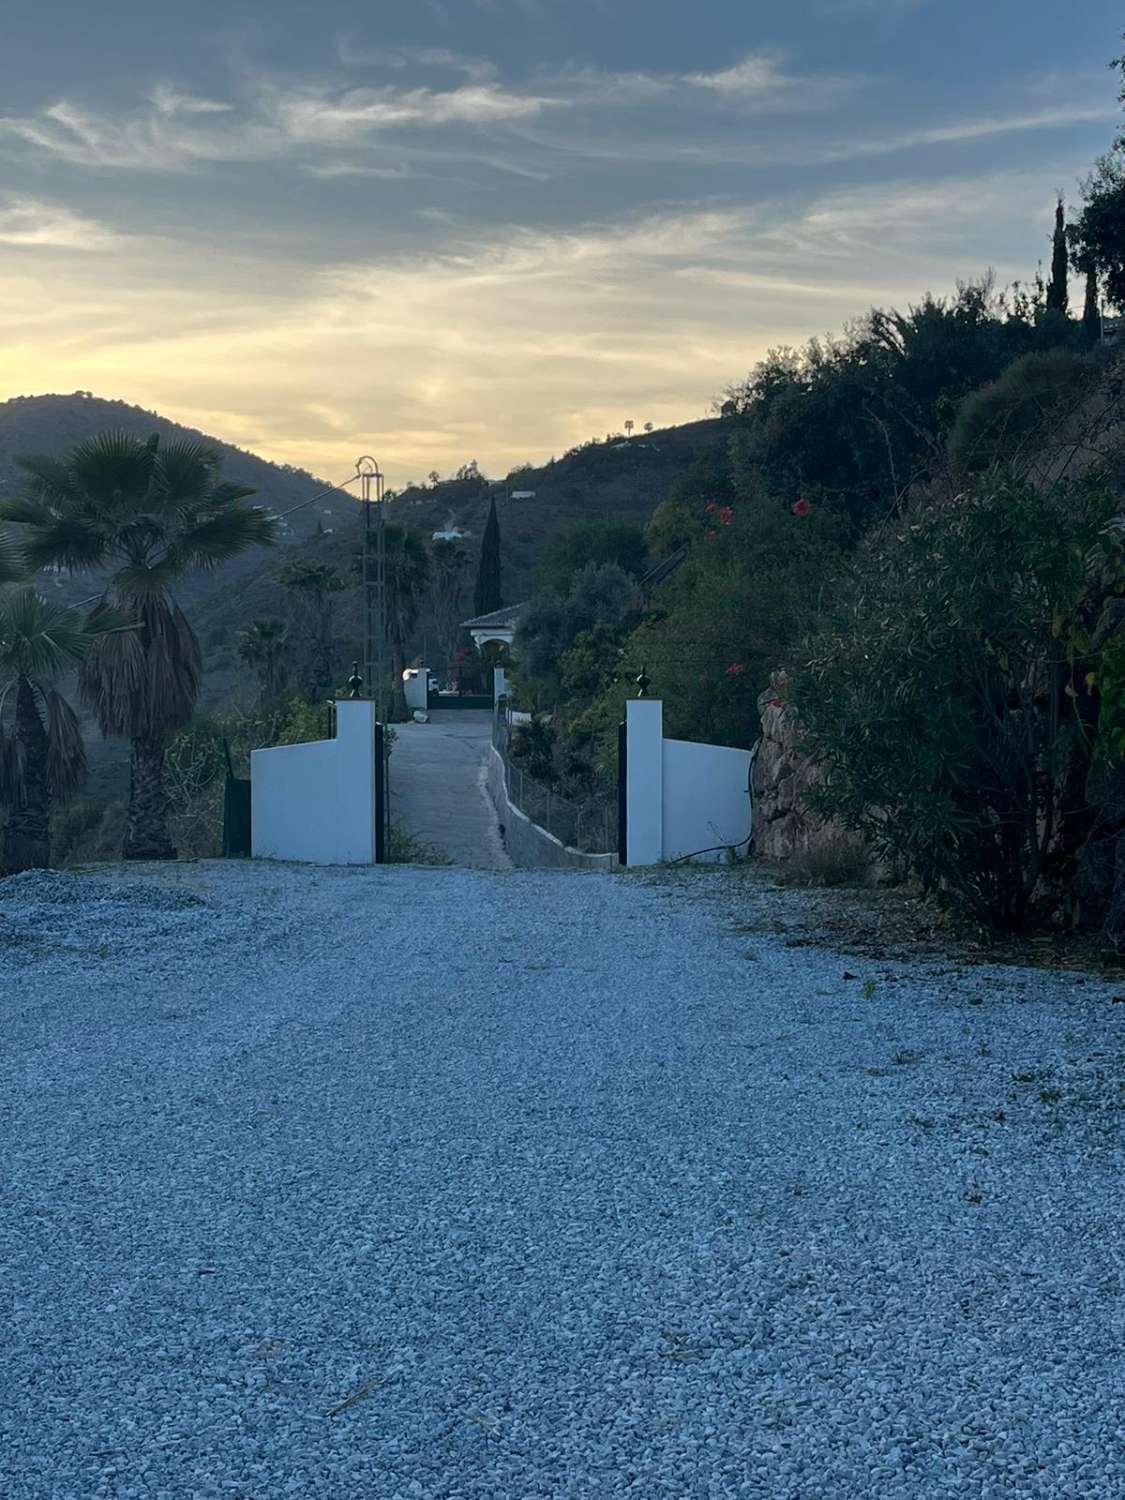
[
  {"left": 790, "top": 472, "right": 1124, "bottom": 929},
  {"left": 948, "top": 350, "right": 1100, "bottom": 474},
  {"left": 771, "top": 831, "right": 872, "bottom": 888}
]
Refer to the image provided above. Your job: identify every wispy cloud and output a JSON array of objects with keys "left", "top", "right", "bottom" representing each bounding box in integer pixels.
[
  {"left": 684, "top": 50, "right": 864, "bottom": 113},
  {"left": 0, "top": 170, "right": 1072, "bottom": 482},
  {"left": 0, "top": 74, "right": 565, "bottom": 171},
  {"left": 0, "top": 197, "right": 119, "bottom": 250},
  {"left": 336, "top": 38, "right": 499, "bottom": 83},
  {"left": 276, "top": 82, "right": 560, "bottom": 143}
]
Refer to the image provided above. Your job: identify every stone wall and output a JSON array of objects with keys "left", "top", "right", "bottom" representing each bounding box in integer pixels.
[{"left": 752, "top": 673, "right": 848, "bottom": 862}]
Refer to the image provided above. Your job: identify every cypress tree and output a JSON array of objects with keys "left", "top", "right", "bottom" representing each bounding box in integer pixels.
[
  {"left": 1082, "top": 266, "right": 1102, "bottom": 348},
  {"left": 473, "top": 497, "right": 502, "bottom": 616},
  {"left": 1046, "top": 197, "right": 1070, "bottom": 315}
]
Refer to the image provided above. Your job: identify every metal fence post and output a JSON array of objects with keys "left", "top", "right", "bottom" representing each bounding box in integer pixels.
[
  {"left": 617, "top": 719, "right": 628, "bottom": 865},
  {"left": 374, "top": 720, "right": 386, "bottom": 864}
]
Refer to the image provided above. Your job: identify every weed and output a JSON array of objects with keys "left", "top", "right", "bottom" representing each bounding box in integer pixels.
[
  {"left": 771, "top": 832, "right": 872, "bottom": 889},
  {"left": 861, "top": 978, "right": 877, "bottom": 1000}
]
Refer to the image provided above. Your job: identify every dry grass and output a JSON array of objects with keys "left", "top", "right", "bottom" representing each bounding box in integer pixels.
[{"left": 769, "top": 831, "right": 872, "bottom": 889}]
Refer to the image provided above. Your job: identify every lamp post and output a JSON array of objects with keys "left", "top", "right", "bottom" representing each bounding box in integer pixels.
[{"left": 356, "top": 455, "right": 386, "bottom": 724}]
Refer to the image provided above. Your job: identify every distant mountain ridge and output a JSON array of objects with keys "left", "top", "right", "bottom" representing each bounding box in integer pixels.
[
  {"left": 0, "top": 391, "right": 728, "bottom": 717},
  {"left": 0, "top": 392, "right": 360, "bottom": 611}
]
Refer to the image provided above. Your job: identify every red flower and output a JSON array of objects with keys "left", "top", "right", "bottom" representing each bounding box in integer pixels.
[
  {"left": 704, "top": 502, "right": 719, "bottom": 514},
  {"left": 717, "top": 506, "right": 734, "bottom": 527},
  {"left": 768, "top": 696, "right": 784, "bottom": 709},
  {"left": 792, "top": 498, "right": 810, "bottom": 517},
  {"left": 726, "top": 662, "right": 747, "bottom": 677}
]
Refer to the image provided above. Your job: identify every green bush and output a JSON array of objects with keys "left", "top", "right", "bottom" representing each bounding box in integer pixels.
[
  {"left": 790, "top": 472, "right": 1124, "bottom": 929},
  {"left": 948, "top": 350, "right": 1100, "bottom": 474}
]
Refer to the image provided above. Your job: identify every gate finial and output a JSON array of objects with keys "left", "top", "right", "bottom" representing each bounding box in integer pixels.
[
  {"left": 636, "top": 666, "right": 651, "bottom": 698},
  {"left": 347, "top": 661, "right": 364, "bottom": 699}
]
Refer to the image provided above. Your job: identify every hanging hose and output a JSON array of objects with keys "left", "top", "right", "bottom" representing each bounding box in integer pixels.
[{"left": 669, "top": 739, "right": 760, "bottom": 866}]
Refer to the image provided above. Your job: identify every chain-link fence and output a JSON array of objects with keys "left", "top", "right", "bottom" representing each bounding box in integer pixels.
[{"left": 492, "top": 706, "right": 618, "bottom": 855}]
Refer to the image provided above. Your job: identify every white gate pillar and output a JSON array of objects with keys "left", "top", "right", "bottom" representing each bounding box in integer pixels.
[{"left": 625, "top": 697, "right": 664, "bottom": 866}]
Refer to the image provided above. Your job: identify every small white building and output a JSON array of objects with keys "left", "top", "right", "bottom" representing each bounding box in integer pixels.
[
  {"left": 510, "top": 491, "right": 536, "bottom": 501},
  {"left": 461, "top": 602, "right": 528, "bottom": 652}
]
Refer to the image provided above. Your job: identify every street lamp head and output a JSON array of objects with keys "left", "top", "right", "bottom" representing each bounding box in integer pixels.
[{"left": 355, "top": 455, "right": 382, "bottom": 480}]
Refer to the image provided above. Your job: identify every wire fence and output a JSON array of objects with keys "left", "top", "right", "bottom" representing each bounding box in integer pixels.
[{"left": 492, "top": 707, "right": 618, "bottom": 855}]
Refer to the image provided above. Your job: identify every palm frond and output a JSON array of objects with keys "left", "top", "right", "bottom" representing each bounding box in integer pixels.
[
  {"left": 20, "top": 516, "right": 109, "bottom": 573},
  {"left": 207, "top": 480, "right": 258, "bottom": 507},
  {"left": 45, "top": 689, "right": 87, "bottom": 805},
  {"left": 0, "top": 526, "right": 26, "bottom": 585},
  {"left": 0, "top": 587, "right": 118, "bottom": 680},
  {"left": 66, "top": 432, "right": 161, "bottom": 517},
  {"left": 154, "top": 438, "right": 221, "bottom": 500},
  {"left": 80, "top": 595, "right": 201, "bottom": 740},
  {"left": 11, "top": 454, "right": 83, "bottom": 509},
  {"left": 162, "top": 505, "right": 280, "bottom": 573}
]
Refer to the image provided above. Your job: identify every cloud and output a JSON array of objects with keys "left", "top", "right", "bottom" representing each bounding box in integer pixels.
[
  {"left": 0, "top": 197, "right": 119, "bottom": 250},
  {"left": 0, "top": 169, "right": 1072, "bottom": 485},
  {"left": 827, "top": 102, "right": 1119, "bottom": 161},
  {"left": 276, "top": 83, "right": 560, "bottom": 143},
  {"left": 336, "top": 39, "right": 499, "bottom": 83},
  {"left": 684, "top": 50, "right": 861, "bottom": 110},
  {"left": 0, "top": 75, "right": 564, "bottom": 172},
  {"left": 149, "top": 83, "right": 233, "bottom": 117}
]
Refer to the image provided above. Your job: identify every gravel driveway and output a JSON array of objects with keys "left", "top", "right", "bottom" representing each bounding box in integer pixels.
[{"left": 2, "top": 861, "right": 1124, "bottom": 1499}]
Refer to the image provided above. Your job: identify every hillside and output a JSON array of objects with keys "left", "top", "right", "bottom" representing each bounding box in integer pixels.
[
  {"left": 0, "top": 393, "right": 726, "bottom": 796},
  {"left": 0, "top": 393, "right": 361, "bottom": 615},
  {"left": 193, "top": 416, "right": 728, "bottom": 703}
]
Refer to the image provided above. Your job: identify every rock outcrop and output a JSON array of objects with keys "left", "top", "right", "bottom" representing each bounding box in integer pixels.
[{"left": 753, "top": 672, "right": 855, "bottom": 863}]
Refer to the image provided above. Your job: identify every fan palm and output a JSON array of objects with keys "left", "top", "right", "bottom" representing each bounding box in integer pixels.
[
  {"left": 237, "top": 618, "right": 289, "bottom": 703},
  {"left": 0, "top": 589, "right": 121, "bottom": 873},
  {"left": 1, "top": 433, "right": 279, "bottom": 859},
  {"left": 0, "top": 526, "right": 25, "bottom": 586}
]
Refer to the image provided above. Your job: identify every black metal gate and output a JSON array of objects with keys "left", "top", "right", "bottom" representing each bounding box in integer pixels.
[{"left": 375, "top": 720, "right": 387, "bottom": 864}]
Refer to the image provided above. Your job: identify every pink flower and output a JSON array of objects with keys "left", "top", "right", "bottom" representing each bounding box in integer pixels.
[
  {"left": 768, "top": 696, "right": 784, "bottom": 709},
  {"left": 717, "top": 506, "right": 734, "bottom": 527},
  {"left": 726, "top": 662, "right": 748, "bottom": 677},
  {"left": 792, "top": 498, "right": 810, "bottom": 517}
]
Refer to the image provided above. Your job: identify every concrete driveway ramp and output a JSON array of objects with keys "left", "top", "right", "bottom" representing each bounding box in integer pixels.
[{"left": 389, "top": 711, "right": 512, "bottom": 869}]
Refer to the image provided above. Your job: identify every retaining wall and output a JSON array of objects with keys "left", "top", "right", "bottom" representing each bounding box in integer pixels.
[{"left": 486, "top": 748, "right": 617, "bottom": 872}]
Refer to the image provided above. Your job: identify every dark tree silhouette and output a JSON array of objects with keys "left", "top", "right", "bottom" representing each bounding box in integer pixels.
[
  {"left": 1082, "top": 266, "right": 1102, "bottom": 346},
  {"left": 1046, "top": 198, "right": 1070, "bottom": 314},
  {"left": 473, "top": 497, "right": 502, "bottom": 616}
]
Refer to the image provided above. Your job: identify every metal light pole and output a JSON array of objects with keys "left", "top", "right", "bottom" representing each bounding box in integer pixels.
[{"left": 356, "top": 455, "right": 386, "bottom": 724}]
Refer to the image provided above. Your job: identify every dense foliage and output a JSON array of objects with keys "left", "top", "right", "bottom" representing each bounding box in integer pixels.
[{"left": 790, "top": 475, "right": 1124, "bottom": 929}]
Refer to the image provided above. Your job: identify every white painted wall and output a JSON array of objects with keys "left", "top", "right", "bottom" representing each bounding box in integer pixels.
[
  {"left": 623, "top": 699, "right": 753, "bottom": 866},
  {"left": 493, "top": 666, "right": 508, "bottom": 703},
  {"left": 662, "top": 738, "right": 752, "bottom": 863},
  {"left": 625, "top": 699, "right": 664, "bottom": 866},
  {"left": 404, "top": 669, "right": 430, "bottom": 711},
  {"left": 251, "top": 699, "right": 377, "bottom": 864}
]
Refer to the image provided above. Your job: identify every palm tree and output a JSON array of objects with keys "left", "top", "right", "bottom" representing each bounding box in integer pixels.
[
  {"left": 1, "top": 433, "right": 279, "bottom": 860},
  {"left": 280, "top": 561, "right": 344, "bottom": 698},
  {"left": 237, "top": 618, "right": 289, "bottom": 703},
  {"left": 0, "top": 589, "right": 120, "bottom": 873},
  {"left": 0, "top": 526, "right": 24, "bottom": 586}
]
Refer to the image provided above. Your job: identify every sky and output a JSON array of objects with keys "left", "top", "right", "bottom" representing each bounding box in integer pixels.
[{"left": 0, "top": 0, "right": 1121, "bottom": 488}]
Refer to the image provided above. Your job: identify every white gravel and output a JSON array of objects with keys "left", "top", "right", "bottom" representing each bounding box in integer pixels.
[{"left": 1, "top": 861, "right": 1124, "bottom": 1500}]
